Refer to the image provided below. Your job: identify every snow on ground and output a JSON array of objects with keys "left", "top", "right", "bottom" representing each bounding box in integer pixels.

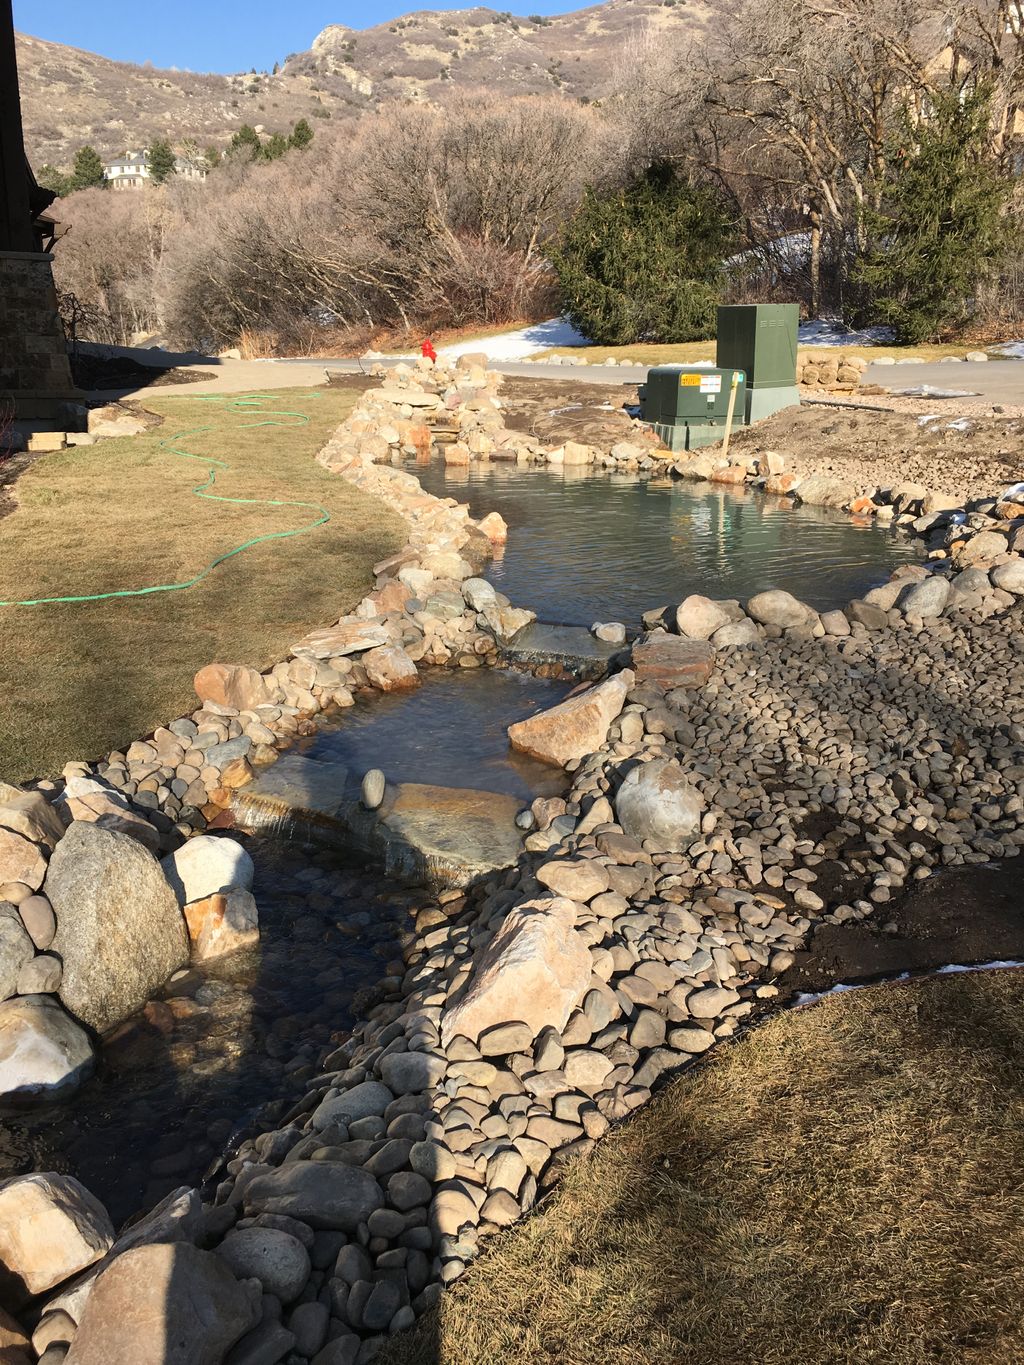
[
  {"left": 993, "top": 341, "right": 1024, "bottom": 359},
  {"left": 798, "top": 317, "right": 894, "bottom": 347},
  {"left": 440, "top": 317, "right": 588, "bottom": 361}
]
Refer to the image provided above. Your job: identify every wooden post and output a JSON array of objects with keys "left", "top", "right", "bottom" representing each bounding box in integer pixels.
[{"left": 720, "top": 370, "right": 740, "bottom": 461}]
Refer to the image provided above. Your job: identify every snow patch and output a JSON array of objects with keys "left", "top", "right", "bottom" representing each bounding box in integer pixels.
[
  {"left": 991, "top": 341, "right": 1024, "bottom": 359},
  {"left": 798, "top": 317, "right": 894, "bottom": 347},
  {"left": 793, "top": 958, "right": 1024, "bottom": 1007},
  {"left": 440, "top": 317, "right": 588, "bottom": 361}
]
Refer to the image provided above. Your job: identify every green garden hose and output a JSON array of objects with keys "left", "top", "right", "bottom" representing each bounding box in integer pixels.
[{"left": 0, "top": 392, "right": 331, "bottom": 608}]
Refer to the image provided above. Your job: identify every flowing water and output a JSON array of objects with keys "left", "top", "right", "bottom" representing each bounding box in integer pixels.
[
  {"left": 0, "top": 842, "right": 418, "bottom": 1226},
  {"left": 407, "top": 459, "right": 922, "bottom": 624}
]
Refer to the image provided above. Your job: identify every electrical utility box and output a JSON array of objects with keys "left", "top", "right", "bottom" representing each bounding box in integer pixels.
[
  {"left": 715, "top": 303, "right": 800, "bottom": 423},
  {"left": 638, "top": 366, "right": 747, "bottom": 451}
]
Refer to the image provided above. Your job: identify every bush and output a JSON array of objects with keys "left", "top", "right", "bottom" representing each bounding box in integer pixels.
[{"left": 549, "top": 163, "right": 736, "bottom": 345}]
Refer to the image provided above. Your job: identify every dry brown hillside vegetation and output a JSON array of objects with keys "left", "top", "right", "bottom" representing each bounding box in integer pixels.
[{"left": 17, "top": 0, "right": 714, "bottom": 167}]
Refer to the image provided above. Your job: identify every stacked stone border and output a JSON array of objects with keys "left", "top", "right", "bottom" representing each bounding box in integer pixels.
[{"left": 1, "top": 359, "right": 1023, "bottom": 1364}]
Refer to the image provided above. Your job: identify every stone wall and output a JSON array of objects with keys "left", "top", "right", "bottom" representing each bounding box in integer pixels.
[{"left": 0, "top": 249, "right": 79, "bottom": 425}]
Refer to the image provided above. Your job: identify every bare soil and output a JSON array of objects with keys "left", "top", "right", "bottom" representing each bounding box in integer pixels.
[
  {"left": 497, "top": 377, "right": 640, "bottom": 448},
  {"left": 728, "top": 404, "right": 1024, "bottom": 503}
]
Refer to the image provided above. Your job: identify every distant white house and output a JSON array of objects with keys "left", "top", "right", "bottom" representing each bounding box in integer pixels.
[{"left": 103, "top": 151, "right": 207, "bottom": 190}]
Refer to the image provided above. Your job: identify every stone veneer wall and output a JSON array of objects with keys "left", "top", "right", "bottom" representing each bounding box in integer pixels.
[{"left": 0, "top": 249, "right": 79, "bottom": 424}]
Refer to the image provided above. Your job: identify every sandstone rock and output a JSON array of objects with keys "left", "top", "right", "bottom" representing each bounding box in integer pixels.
[
  {"left": 615, "top": 759, "right": 703, "bottom": 849},
  {"left": 0, "top": 785, "right": 64, "bottom": 851},
  {"left": 184, "top": 891, "right": 259, "bottom": 961},
  {"left": 217, "top": 1227, "right": 310, "bottom": 1303},
  {"left": 477, "top": 512, "right": 508, "bottom": 544},
  {"left": 745, "top": 590, "right": 811, "bottom": 629},
  {"left": 675, "top": 595, "right": 732, "bottom": 640},
  {"left": 536, "top": 859, "right": 609, "bottom": 902},
  {"left": 63, "top": 1243, "right": 259, "bottom": 1365},
  {"left": 442, "top": 896, "right": 590, "bottom": 1047},
  {"left": 0, "top": 1173, "right": 113, "bottom": 1307},
  {"left": 0, "top": 1305, "right": 29, "bottom": 1360},
  {"left": 0, "top": 996, "right": 93, "bottom": 1103},
  {"left": 47, "top": 824, "right": 189, "bottom": 1035},
  {"left": 292, "top": 622, "right": 390, "bottom": 660},
  {"left": 507, "top": 670, "right": 633, "bottom": 768},
  {"left": 630, "top": 634, "right": 715, "bottom": 688},
  {"left": 0, "top": 831, "right": 46, "bottom": 895},
  {"left": 363, "top": 645, "right": 420, "bottom": 692},
  {"left": 193, "top": 663, "right": 273, "bottom": 711},
  {"left": 58, "top": 778, "right": 160, "bottom": 854},
  {"left": 243, "top": 1162, "right": 384, "bottom": 1231},
  {"left": 17, "top": 896, "right": 55, "bottom": 950},
  {"left": 955, "top": 530, "right": 1008, "bottom": 567},
  {"left": 161, "top": 835, "right": 254, "bottom": 907}
]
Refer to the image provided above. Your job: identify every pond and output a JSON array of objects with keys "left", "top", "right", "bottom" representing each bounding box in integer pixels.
[{"left": 406, "top": 459, "right": 922, "bottom": 626}]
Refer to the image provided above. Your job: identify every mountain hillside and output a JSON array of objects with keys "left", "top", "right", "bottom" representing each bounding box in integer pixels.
[{"left": 17, "top": 0, "right": 713, "bottom": 166}]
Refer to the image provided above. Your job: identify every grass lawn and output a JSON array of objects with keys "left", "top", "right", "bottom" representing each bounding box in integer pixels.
[
  {"left": 530, "top": 341, "right": 999, "bottom": 364},
  {"left": 384, "top": 970, "right": 1024, "bottom": 1365},
  {"left": 0, "top": 387, "right": 405, "bottom": 783}
]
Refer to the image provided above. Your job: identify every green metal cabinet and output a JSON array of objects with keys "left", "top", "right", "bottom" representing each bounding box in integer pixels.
[
  {"left": 715, "top": 304, "right": 800, "bottom": 422},
  {"left": 639, "top": 366, "right": 746, "bottom": 451}
]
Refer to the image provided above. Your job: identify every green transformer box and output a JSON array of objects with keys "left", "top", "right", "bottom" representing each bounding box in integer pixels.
[
  {"left": 638, "top": 366, "right": 747, "bottom": 451},
  {"left": 715, "top": 303, "right": 800, "bottom": 423}
]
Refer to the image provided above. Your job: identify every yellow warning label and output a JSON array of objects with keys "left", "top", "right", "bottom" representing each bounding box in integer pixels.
[{"left": 679, "top": 374, "right": 701, "bottom": 386}]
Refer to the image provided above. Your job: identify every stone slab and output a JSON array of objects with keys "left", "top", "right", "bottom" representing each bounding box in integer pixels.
[
  {"left": 631, "top": 633, "right": 716, "bottom": 689},
  {"left": 234, "top": 756, "right": 523, "bottom": 890},
  {"left": 499, "top": 622, "right": 625, "bottom": 680}
]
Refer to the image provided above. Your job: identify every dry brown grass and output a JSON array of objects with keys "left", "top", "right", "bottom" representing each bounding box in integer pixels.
[
  {"left": 0, "top": 387, "right": 405, "bottom": 782},
  {"left": 384, "top": 971, "right": 1024, "bottom": 1365}
]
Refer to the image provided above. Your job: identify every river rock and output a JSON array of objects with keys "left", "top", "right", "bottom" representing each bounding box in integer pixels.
[
  {"left": 63, "top": 1243, "right": 259, "bottom": 1365},
  {"left": 592, "top": 622, "right": 627, "bottom": 645},
  {"left": 710, "top": 619, "right": 761, "bottom": 647},
  {"left": 0, "top": 908, "right": 35, "bottom": 1002},
  {"left": 361, "top": 769, "right": 386, "bottom": 810},
  {"left": 0, "top": 996, "right": 93, "bottom": 1103},
  {"left": 536, "top": 859, "right": 609, "bottom": 902},
  {"left": 615, "top": 759, "right": 703, "bottom": 848},
  {"left": 630, "top": 634, "right": 715, "bottom": 688},
  {"left": 0, "top": 1173, "right": 113, "bottom": 1308},
  {"left": 0, "top": 831, "right": 46, "bottom": 895},
  {"left": 161, "top": 835, "right": 254, "bottom": 907},
  {"left": 442, "top": 896, "right": 591, "bottom": 1047},
  {"left": 16, "top": 953, "right": 61, "bottom": 995},
  {"left": 47, "top": 824, "right": 189, "bottom": 1035},
  {"left": 217, "top": 1228, "right": 310, "bottom": 1303},
  {"left": 507, "top": 670, "right": 633, "bottom": 768},
  {"left": 363, "top": 645, "right": 420, "bottom": 692},
  {"left": 193, "top": 662, "right": 274, "bottom": 711},
  {"left": 477, "top": 511, "right": 508, "bottom": 545},
  {"left": 17, "top": 895, "right": 55, "bottom": 950},
  {"left": 462, "top": 578, "right": 498, "bottom": 611},
  {"left": 311, "top": 1080, "right": 393, "bottom": 1130},
  {"left": 900, "top": 575, "right": 951, "bottom": 617},
  {"left": 792, "top": 475, "right": 854, "bottom": 509},
  {"left": 0, "top": 785, "right": 64, "bottom": 851},
  {"left": 243, "top": 1162, "right": 384, "bottom": 1232},
  {"left": 991, "top": 559, "right": 1024, "bottom": 593},
  {"left": 745, "top": 590, "right": 811, "bottom": 629},
  {"left": 183, "top": 890, "right": 259, "bottom": 961},
  {"left": 675, "top": 595, "right": 732, "bottom": 640},
  {"left": 379, "top": 1050, "right": 446, "bottom": 1094}
]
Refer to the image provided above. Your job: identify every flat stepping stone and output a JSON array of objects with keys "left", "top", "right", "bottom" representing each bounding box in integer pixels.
[
  {"left": 235, "top": 755, "right": 523, "bottom": 890},
  {"left": 631, "top": 633, "right": 715, "bottom": 689},
  {"left": 499, "top": 622, "right": 626, "bottom": 680}
]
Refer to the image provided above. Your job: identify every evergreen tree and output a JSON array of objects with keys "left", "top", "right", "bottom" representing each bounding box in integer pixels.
[
  {"left": 37, "top": 163, "right": 71, "bottom": 198},
  {"left": 548, "top": 164, "right": 736, "bottom": 345},
  {"left": 289, "top": 117, "right": 314, "bottom": 150},
  {"left": 850, "top": 86, "right": 1015, "bottom": 343},
  {"left": 68, "top": 145, "right": 107, "bottom": 192},
  {"left": 204, "top": 145, "right": 221, "bottom": 170},
  {"left": 262, "top": 132, "right": 289, "bottom": 161},
  {"left": 272, "top": 60, "right": 280, "bottom": 75},
  {"left": 147, "top": 138, "right": 177, "bottom": 184},
  {"left": 229, "top": 124, "right": 262, "bottom": 160}
]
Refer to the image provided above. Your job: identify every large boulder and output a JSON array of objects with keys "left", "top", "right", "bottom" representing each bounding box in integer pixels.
[
  {"left": 0, "top": 1173, "right": 113, "bottom": 1308},
  {"left": 243, "top": 1162, "right": 384, "bottom": 1232},
  {"left": 160, "top": 836, "right": 254, "bottom": 908},
  {"left": 507, "top": 670, "right": 633, "bottom": 768},
  {"left": 0, "top": 996, "right": 94, "bottom": 1103},
  {"left": 991, "top": 558, "right": 1024, "bottom": 593},
  {"left": 615, "top": 759, "right": 703, "bottom": 849},
  {"left": 62, "top": 1244, "right": 259, "bottom": 1365},
  {"left": 442, "top": 896, "right": 591, "bottom": 1047},
  {"left": 792, "top": 475, "right": 854, "bottom": 509},
  {"left": 57, "top": 778, "right": 160, "bottom": 854},
  {"left": 217, "top": 1227, "right": 310, "bottom": 1302},
  {"left": 899, "top": 575, "right": 952, "bottom": 618},
  {"left": 46, "top": 824, "right": 188, "bottom": 1034},
  {"left": 362, "top": 645, "right": 420, "bottom": 693},
  {"left": 675, "top": 595, "right": 732, "bottom": 641}
]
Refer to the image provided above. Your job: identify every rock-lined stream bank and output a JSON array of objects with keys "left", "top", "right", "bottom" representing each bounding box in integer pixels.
[{"left": 0, "top": 353, "right": 1022, "bottom": 1365}]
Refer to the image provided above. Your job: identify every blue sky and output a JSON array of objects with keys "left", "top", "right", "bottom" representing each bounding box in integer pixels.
[{"left": 13, "top": 0, "right": 586, "bottom": 73}]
